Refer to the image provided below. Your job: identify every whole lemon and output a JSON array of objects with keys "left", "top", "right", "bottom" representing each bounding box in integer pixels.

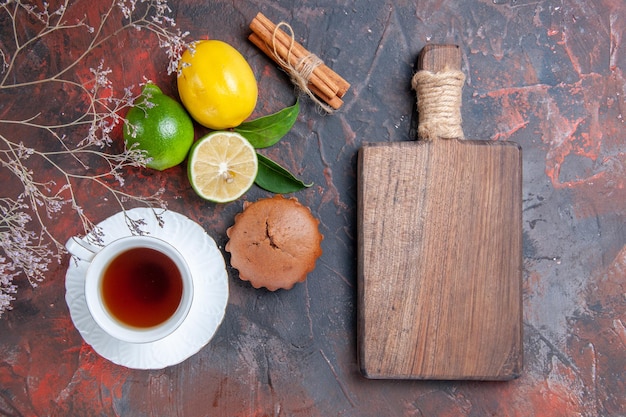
[
  {"left": 123, "top": 83, "right": 194, "bottom": 171},
  {"left": 177, "top": 40, "right": 258, "bottom": 130}
]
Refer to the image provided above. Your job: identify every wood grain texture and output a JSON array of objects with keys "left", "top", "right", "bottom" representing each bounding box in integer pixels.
[
  {"left": 419, "top": 43, "right": 462, "bottom": 73},
  {"left": 357, "top": 45, "right": 523, "bottom": 380}
]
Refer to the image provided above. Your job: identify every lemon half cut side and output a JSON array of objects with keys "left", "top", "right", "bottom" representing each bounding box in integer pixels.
[{"left": 188, "top": 131, "right": 258, "bottom": 203}]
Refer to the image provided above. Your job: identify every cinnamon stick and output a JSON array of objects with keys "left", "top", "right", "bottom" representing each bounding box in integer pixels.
[
  {"left": 253, "top": 13, "right": 350, "bottom": 98},
  {"left": 249, "top": 33, "right": 344, "bottom": 109},
  {"left": 249, "top": 12, "right": 349, "bottom": 110},
  {"left": 249, "top": 19, "right": 337, "bottom": 100},
  {"left": 252, "top": 13, "right": 342, "bottom": 98}
]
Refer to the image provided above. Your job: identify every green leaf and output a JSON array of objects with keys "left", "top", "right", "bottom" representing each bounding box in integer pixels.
[
  {"left": 255, "top": 153, "right": 313, "bottom": 194},
  {"left": 235, "top": 99, "right": 300, "bottom": 148}
]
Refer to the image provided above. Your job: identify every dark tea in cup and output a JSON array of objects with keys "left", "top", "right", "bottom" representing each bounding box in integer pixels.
[
  {"left": 102, "top": 247, "right": 183, "bottom": 328},
  {"left": 67, "top": 235, "right": 194, "bottom": 344}
]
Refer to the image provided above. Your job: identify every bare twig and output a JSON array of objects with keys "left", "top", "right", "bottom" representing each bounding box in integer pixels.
[{"left": 0, "top": 0, "right": 189, "bottom": 317}]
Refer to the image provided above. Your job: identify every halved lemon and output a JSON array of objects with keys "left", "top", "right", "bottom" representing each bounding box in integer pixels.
[{"left": 188, "top": 131, "right": 258, "bottom": 203}]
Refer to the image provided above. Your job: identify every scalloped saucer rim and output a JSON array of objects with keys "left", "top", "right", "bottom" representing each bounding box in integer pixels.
[{"left": 64, "top": 208, "right": 229, "bottom": 370}]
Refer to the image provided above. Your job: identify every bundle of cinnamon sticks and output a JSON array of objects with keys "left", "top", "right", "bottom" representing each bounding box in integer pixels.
[{"left": 249, "top": 12, "right": 350, "bottom": 110}]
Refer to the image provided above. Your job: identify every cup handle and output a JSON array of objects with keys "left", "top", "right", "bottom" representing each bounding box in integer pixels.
[{"left": 65, "top": 236, "right": 101, "bottom": 262}]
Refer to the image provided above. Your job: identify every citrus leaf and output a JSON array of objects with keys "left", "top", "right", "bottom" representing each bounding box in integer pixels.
[
  {"left": 255, "top": 153, "right": 312, "bottom": 193},
  {"left": 235, "top": 99, "right": 299, "bottom": 148}
]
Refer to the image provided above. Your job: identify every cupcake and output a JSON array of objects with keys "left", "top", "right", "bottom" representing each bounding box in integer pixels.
[{"left": 225, "top": 195, "right": 323, "bottom": 291}]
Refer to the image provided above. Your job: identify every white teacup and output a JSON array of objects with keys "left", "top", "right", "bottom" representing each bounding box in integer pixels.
[{"left": 66, "top": 235, "right": 194, "bottom": 344}]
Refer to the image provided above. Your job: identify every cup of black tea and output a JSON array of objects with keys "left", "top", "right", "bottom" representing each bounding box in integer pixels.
[{"left": 66, "top": 235, "right": 194, "bottom": 344}]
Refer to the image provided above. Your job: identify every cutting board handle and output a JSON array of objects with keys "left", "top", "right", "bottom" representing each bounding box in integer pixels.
[{"left": 411, "top": 44, "right": 465, "bottom": 141}]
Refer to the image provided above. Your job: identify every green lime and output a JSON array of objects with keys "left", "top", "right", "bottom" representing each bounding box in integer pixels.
[{"left": 124, "top": 83, "right": 194, "bottom": 171}]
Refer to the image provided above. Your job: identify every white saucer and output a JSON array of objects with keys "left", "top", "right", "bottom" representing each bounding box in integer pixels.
[{"left": 65, "top": 208, "right": 229, "bottom": 369}]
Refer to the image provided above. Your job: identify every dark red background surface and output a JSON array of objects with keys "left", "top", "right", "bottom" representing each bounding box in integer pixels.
[{"left": 1, "top": 0, "right": 625, "bottom": 416}]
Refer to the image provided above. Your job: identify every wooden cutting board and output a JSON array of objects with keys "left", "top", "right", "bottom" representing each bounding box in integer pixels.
[{"left": 357, "top": 44, "right": 523, "bottom": 380}]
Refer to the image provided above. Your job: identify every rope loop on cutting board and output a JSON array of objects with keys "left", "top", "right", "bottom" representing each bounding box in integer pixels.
[{"left": 411, "top": 69, "right": 465, "bottom": 140}]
